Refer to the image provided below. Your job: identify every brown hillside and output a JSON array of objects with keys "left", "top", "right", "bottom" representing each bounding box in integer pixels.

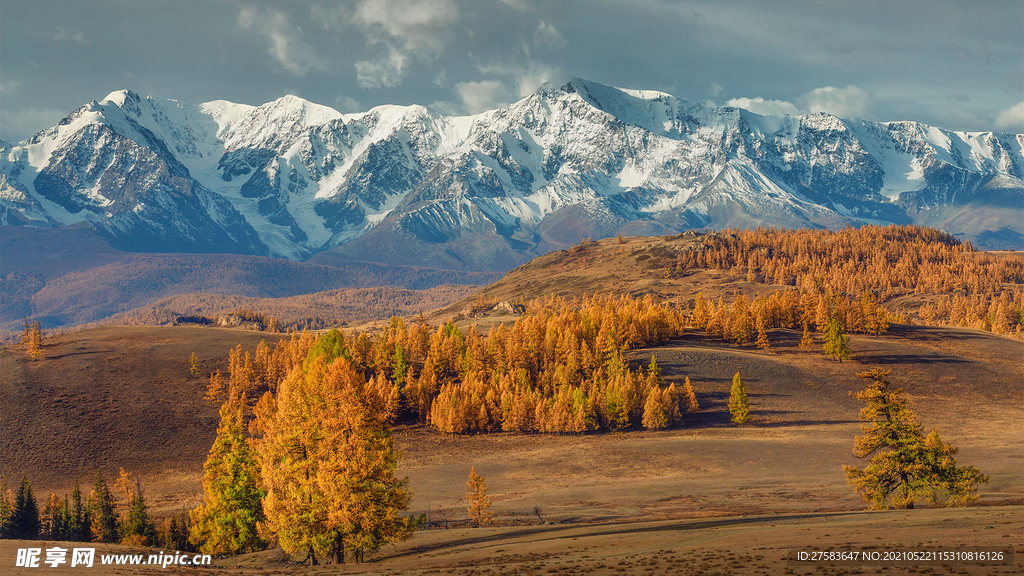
[
  {"left": 442, "top": 228, "right": 1024, "bottom": 339},
  {"left": 0, "top": 325, "right": 286, "bottom": 508}
]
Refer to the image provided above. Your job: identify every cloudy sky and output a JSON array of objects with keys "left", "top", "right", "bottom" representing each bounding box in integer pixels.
[{"left": 1, "top": 0, "right": 1021, "bottom": 141}]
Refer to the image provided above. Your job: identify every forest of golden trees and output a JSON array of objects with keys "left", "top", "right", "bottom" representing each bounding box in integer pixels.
[
  {"left": 668, "top": 225, "right": 1024, "bottom": 337},
  {"left": 209, "top": 295, "right": 698, "bottom": 436}
]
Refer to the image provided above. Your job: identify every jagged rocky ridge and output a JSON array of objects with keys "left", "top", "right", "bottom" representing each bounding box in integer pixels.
[{"left": 2, "top": 78, "right": 1022, "bottom": 270}]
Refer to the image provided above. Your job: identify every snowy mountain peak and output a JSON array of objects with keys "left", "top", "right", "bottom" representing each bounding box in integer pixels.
[
  {"left": 258, "top": 94, "right": 344, "bottom": 124},
  {"left": 99, "top": 88, "right": 138, "bottom": 108},
  {"left": 2, "top": 79, "right": 1021, "bottom": 269}
]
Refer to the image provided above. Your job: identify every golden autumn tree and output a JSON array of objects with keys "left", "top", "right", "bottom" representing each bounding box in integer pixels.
[
  {"left": 663, "top": 382, "right": 681, "bottom": 425},
  {"left": 252, "top": 346, "right": 415, "bottom": 565},
  {"left": 754, "top": 313, "right": 770, "bottom": 350},
  {"left": 681, "top": 377, "right": 700, "bottom": 413},
  {"left": 465, "top": 467, "right": 492, "bottom": 526},
  {"left": 23, "top": 318, "right": 42, "bottom": 360},
  {"left": 641, "top": 386, "right": 668, "bottom": 430},
  {"left": 189, "top": 392, "right": 266, "bottom": 555},
  {"left": 799, "top": 321, "right": 815, "bottom": 348}
]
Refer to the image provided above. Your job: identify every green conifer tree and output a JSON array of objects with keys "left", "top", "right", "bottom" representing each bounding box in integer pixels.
[
  {"left": 89, "top": 472, "right": 119, "bottom": 543},
  {"left": 10, "top": 477, "right": 41, "bottom": 539},
  {"left": 728, "top": 372, "right": 750, "bottom": 425},
  {"left": 843, "top": 369, "right": 987, "bottom": 509},
  {"left": 822, "top": 318, "right": 851, "bottom": 362},
  {"left": 117, "top": 472, "right": 156, "bottom": 546},
  {"left": 189, "top": 393, "right": 267, "bottom": 555}
]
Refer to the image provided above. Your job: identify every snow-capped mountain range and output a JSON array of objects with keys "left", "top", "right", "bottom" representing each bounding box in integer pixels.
[{"left": 2, "top": 78, "right": 1022, "bottom": 270}]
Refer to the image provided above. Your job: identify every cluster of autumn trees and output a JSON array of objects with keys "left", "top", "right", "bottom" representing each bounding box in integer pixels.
[
  {"left": 191, "top": 330, "right": 419, "bottom": 565},
  {"left": 666, "top": 225, "right": 1024, "bottom": 338},
  {"left": 688, "top": 288, "right": 889, "bottom": 347},
  {"left": 20, "top": 318, "right": 42, "bottom": 360},
  {"left": 212, "top": 295, "right": 712, "bottom": 438},
  {"left": 0, "top": 471, "right": 193, "bottom": 552}
]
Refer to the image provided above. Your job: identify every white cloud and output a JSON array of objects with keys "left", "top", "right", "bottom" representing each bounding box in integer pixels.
[
  {"left": 355, "top": 47, "right": 409, "bottom": 89},
  {"left": 324, "top": 0, "right": 459, "bottom": 89},
  {"left": 0, "top": 78, "right": 24, "bottom": 95},
  {"left": 238, "top": 7, "right": 328, "bottom": 77},
  {"left": 498, "top": 0, "right": 533, "bottom": 11},
  {"left": 353, "top": 0, "right": 458, "bottom": 54},
  {"left": 726, "top": 85, "right": 876, "bottom": 119},
  {"left": 455, "top": 80, "right": 509, "bottom": 114},
  {"left": 53, "top": 27, "right": 86, "bottom": 43},
  {"left": 994, "top": 100, "right": 1024, "bottom": 131},
  {"left": 533, "top": 20, "right": 566, "bottom": 49},
  {"left": 335, "top": 95, "right": 363, "bottom": 112},
  {"left": 798, "top": 85, "right": 875, "bottom": 119},
  {"left": 434, "top": 70, "right": 448, "bottom": 87},
  {"left": 477, "top": 60, "right": 561, "bottom": 98},
  {"left": 427, "top": 99, "right": 463, "bottom": 116},
  {"left": 725, "top": 96, "right": 801, "bottom": 117}
]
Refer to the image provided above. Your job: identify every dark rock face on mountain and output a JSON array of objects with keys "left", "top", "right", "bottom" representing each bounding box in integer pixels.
[{"left": 3, "top": 79, "right": 1021, "bottom": 270}]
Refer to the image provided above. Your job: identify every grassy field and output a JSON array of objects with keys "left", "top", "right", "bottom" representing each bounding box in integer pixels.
[{"left": 1, "top": 320, "right": 1020, "bottom": 574}]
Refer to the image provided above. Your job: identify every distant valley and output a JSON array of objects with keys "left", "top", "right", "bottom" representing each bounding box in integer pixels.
[{"left": 0, "top": 226, "right": 496, "bottom": 335}]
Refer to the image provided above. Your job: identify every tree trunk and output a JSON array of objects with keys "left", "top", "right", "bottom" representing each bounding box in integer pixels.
[
  {"left": 308, "top": 546, "right": 318, "bottom": 566},
  {"left": 332, "top": 534, "right": 345, "bottom": 564}
]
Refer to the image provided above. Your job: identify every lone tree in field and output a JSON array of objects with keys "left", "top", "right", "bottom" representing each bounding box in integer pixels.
[
  {"left": 189, "top": 392, "right": 266, "bottom": 555},
  {"left": 822, "top": 318, "right": 851, "bottom": 362},
  {"left": 465, "top": 467, "right": 492, "bottom": 526},
  {"left": 252, "top": 348, "right": 415, "bottom": 565},
  {"left": 22, "top": 318, "right": 42, "bottom": 360},
  {"left": 189, "top": 352, "right": 201, "bottom": 377},
  {"left": 728, "top": 372, "right": 750, "bottom": 425},
  {"left": 843, "top": 369, "right": 987, "bottom": 510},
  {"left": 682, "top": 377, "right": 700, "bottom": 413}
]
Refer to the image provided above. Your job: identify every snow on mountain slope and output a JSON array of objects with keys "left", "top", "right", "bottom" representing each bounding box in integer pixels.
[{"left": 2, "top": 78, "right": 1022, "bottom": 269}]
